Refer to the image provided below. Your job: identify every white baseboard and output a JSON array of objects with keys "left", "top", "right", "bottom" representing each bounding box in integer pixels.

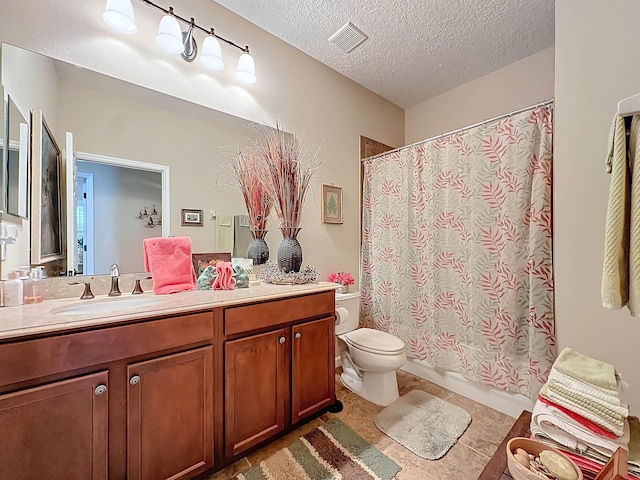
[
  {"left": 401, "top": 358, "right": 533, "bottom": 419},
  {"left": 335, "top": 355, "right": 342, "bottom": 368}
]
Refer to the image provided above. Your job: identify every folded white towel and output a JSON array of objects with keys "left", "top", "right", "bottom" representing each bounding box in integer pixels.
[
  {"left": 532, "top": 399, "right": 629, "bottom": 457},
  {"left": 547, "top": 381, "right": 629, "bottom": 418},
  {"left": 544, "top": 386, "right": 625, "bottom": 436},
  {"left": 549, "top": 367, "right": 621, "bottom": 406}
]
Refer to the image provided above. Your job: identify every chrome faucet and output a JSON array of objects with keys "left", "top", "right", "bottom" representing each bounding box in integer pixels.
[{"left": 109, "top": 263, "right": 121, "bottom": 296}]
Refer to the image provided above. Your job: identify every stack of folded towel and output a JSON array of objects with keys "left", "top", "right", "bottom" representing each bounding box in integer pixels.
[{"left": 530, "top": 347, "right": 640, "bottom": 480}]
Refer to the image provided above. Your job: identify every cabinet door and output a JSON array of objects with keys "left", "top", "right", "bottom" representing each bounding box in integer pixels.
[
  {"left": 225, "top": 329, "right": 287, "bottom": 458},
  {"left": 292, "top": 316, "right": 335, "bottom": 423},
  {"left": 0, "top": 371, "right": 108, "bottom": 480},
  {"left": 127, "top": 346, "right": 213, "bottom": 480}
]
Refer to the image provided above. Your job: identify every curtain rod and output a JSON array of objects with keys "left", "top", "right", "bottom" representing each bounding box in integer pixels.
[{"left": 362, "top": 98, "right": 554, "bottom": 163}]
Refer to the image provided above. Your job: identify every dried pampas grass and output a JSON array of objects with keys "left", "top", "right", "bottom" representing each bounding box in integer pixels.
[{"left": 252, "top": 123, "right": 321, "bottom": 230}]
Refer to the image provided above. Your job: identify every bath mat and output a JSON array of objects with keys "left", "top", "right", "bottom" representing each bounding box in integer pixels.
[
  {"left": 374, "top": 390, "right": 471, "bottom": 460},
  {"left": 236, "top": 418, "right": 401, "bottom": 480}
]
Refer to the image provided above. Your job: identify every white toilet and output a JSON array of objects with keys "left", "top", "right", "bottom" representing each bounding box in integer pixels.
[{"left": 335, "top": 292, "right": 407, "bottom": 406}]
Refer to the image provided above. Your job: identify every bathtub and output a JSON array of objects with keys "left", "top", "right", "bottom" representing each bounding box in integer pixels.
[{"left": 401, "top": 357, "right": 534, "bottom": 418}]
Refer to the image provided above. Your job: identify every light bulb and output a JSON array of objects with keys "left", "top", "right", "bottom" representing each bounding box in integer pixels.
[
  {"left": 235, "top": 52, "right": 256, "bottom": 84},
  {"left": 156, "top": 14, "right": 184, "bottom": 54},
  {"left": 103, "top": 0, "right": 137, "bottom": 35},
  {"left": 200, "top": 36, "right": 224, "bottom": 71}
]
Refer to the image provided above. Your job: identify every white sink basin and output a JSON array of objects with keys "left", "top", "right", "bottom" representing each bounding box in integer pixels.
[{"left": 51, "top": 296, "right": 167, "bottom": 315}]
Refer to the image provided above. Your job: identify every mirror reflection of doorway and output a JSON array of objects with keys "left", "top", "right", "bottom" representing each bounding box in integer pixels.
[
  {"left": 75, "top": 173, "right": 94, "bottom": 275},
  {"left": 74, "top": 158, "right": 163, "bottom": 275}
]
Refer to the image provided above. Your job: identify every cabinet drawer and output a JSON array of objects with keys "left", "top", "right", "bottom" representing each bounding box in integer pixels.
[
  {"left": 0, "top": 311, "right": 214, "bottom": 388},
  {"left": 224, "top": 291, "right": 334, "bottom": 336}
]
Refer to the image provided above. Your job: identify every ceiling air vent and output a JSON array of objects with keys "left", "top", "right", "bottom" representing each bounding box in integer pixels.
[{"left": 329, "top": 22, "right": 368, "bottom": 53}]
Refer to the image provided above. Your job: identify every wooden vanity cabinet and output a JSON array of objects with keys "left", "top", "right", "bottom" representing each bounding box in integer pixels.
[
  {"left": 0, "top": 310, "right": 215, "bottom": 480},
  {"left": 0, "top": 371, "right": 109, "bottom": 480},
  {"left": 291, "top": 316, "right": 335, "bottom": 423},
  {"left": 127, "top": 346, "right": 214, "bottom": 480},
  {"left": 224, "top": 329, "right": 288, "bottom": 457},
  {"left": 222, "top": 291, "right": 336, "bottom": 459},
  {"left": 0, "top": 289, "right": 336, "bottom": 479}
]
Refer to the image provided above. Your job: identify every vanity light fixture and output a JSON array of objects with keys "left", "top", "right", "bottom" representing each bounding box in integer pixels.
[
  {"left": 102, "top": 0, "right": 256, "bottom": 83},
  {"left": 103, "top": 0, "right": 137, "bottom": 35}
]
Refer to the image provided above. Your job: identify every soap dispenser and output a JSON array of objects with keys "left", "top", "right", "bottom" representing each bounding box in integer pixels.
[
  {"left": 24, "top": 269, "right": 43, "bottom": 304},
  {"left": 3, "top": 270, "right": 24, "bottom": 307}
]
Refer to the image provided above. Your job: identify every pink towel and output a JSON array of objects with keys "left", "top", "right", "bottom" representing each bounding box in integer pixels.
[
  {"left": 212, "top": 262, "right": 236, "bottom": 290},
  {"left": 143, "top": 236, "right": 196, "bottom": 294}
]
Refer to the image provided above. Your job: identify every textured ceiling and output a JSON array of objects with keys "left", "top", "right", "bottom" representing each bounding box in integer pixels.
[{"left": 213, "top": 0, "right": 555, "bottom": 109}]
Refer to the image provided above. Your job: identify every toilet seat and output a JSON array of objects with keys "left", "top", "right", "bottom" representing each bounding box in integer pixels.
[{"left": 342, "top": 328, "right": 405, "bottom": 355}]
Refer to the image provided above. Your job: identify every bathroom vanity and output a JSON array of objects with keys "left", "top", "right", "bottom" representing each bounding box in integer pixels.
[{"left": 0, "top": 283, "right": 337, "bottom": 480}]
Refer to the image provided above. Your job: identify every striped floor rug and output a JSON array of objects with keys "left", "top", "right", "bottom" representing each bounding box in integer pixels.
[{"left": 236, "top": 418, "right": 401, "bottom": 480}]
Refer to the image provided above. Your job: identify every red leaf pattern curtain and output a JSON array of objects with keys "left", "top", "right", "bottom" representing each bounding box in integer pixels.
[{"left": 361, "top": 106, "right": 555, "bottom": 399}]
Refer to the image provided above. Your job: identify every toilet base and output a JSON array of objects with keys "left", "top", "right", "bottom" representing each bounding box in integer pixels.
[{"left": 340, "top": 369, "right": 400, "bottom": 407}]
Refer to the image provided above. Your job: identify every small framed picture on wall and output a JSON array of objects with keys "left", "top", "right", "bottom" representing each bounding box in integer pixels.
[
  {"left": 181, "top": 208, "right": 204, "bottom": 227},
  {"left": 321, "top": 184, "right": 343, "bottom": 224}
]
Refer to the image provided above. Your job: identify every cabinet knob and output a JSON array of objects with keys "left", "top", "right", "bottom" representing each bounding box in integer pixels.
[
  {"left": 94, "top": 384, "right": 107, "bottom": 396},
  {"left": 294, "top": 332, "right": 301, "bottom": 339},
  {"left": 130, "top": 375, "right": 141, "bottom": 386},
  {"left": 279, "top": 336, "right": 285, "bottom": 344}
]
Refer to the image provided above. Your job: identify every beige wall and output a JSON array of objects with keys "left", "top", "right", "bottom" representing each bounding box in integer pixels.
[
  {"left": 405, "top": 47, "right": 555, "bottom": 144},
  {"left": 0, "top": 44, "right": 61, "bottom": 278},
  {"left": 0, "top": 0, "right": 404, "bottom": 286},
  {"left": 555, "top": 0, "right": 640, "bottom": 415}
]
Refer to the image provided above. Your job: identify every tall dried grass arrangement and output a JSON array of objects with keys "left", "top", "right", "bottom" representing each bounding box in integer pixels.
[
  {"left": 252, "top": 123, "right": 321, "bottom": 230},
  {"left": 221, "top": 147, "right": 271, "bottom": 231}
]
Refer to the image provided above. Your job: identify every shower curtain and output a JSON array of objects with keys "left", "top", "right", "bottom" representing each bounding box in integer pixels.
[{"left": 361, "top": 105, "right": 555, "bottom": 399}]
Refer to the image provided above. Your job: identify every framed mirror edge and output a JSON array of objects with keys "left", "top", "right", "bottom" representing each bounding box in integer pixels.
[{"left": 6, "top": 94, "right": 30, "bottom": 219}]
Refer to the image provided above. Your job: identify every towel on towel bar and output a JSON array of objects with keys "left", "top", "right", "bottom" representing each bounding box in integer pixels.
[
  {"left": 602, "top": 114, "right": 630, "bottom": 310},
  {"left": 143, "top": 236, "right": 196, "bottom": 294},
  {"left": 602, "top": 114, "right": 640, "bottom": 316}
]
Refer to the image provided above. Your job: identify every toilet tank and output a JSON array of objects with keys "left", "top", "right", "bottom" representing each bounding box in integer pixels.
[{"left": 335, "top": 292, "right": 360, "bottom": 335}]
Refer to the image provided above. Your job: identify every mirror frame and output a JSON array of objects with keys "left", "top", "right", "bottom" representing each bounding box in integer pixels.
[
  {"left": 6, "top": 95, "right": 29, "bottom": 218},
  {"left": 0, "top": 90, "right": 6, "bottom": 215}
]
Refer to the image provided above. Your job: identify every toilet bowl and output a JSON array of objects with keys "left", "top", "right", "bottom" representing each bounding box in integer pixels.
[{"left": 335, "top": 292, "right": 407, "bottom": 406}]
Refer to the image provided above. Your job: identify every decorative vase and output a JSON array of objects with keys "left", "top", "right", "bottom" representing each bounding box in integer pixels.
[
  {"left": 277, "top": 227, "right": 302, "bottom": 273},
  {"left": 337, "top": 284, "right": 350, "bottom": 294},
  {"left": 247, "top": 229, "right": 269, "bottom": 265}
]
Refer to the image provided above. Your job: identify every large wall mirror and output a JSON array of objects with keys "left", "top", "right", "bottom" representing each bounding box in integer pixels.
[{"left": 0, "top": 43, "right": 279, "bottom": 279}]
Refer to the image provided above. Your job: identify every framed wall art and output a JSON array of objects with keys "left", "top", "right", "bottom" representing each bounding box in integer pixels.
[
  {"left": 191, "top": 252, "right": 232, "bottom": 277},
  {"left": 321, "top": 184, "right": 343, "bottom": 224},
  {"left": 181, "top": 208, "right": 203, "bottom": 227},
  {"left": 30, "top": 108, "right": 64, "bottom": 264}
]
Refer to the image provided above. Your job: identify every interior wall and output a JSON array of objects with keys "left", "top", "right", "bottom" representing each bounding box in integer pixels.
[
  {"left": 0, "top": 44, "right": 60, "bottom": 279},
  {"left": 405, "top": 46, "right": 555, "bottom": 144},
  {"left": 555, "top": 0, "right": 640, "bottom": 416},
  {"left": 0, "top": 0, "right": 405, "bottom": 287}
]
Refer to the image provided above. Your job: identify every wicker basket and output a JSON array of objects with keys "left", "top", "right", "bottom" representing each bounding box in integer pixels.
[{"left": 506, "top": 437, "right": 583, "bottom": 480}]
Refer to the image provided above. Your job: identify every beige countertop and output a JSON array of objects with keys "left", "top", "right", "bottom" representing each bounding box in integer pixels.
[{"left": 0, "top": 282, "right": 338, "bottom": 341}]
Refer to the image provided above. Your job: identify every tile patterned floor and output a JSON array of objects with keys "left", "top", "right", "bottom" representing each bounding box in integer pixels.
[{"left": 207, "top": 370, "right": 516, "bottom": 480}]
